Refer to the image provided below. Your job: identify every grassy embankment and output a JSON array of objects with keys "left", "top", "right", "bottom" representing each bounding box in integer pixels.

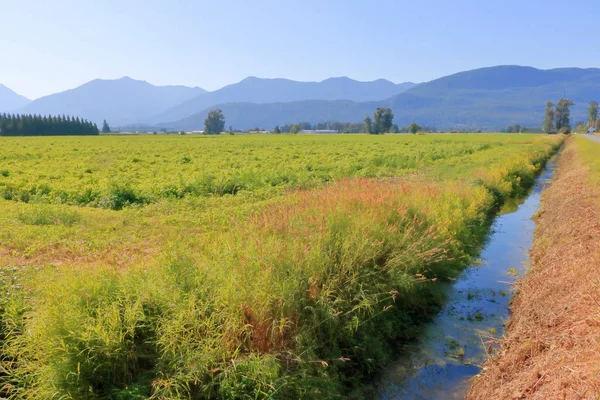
[
  {"left": 468, "top": 136, "right": 600, "bottom": 399},
  {"left": 0, "top": 134, "right": 562, "bottom": 399}
]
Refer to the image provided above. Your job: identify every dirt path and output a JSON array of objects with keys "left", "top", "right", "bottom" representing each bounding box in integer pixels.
[{"left": 467, "top": 139, "right": 600, "bottom": 399}]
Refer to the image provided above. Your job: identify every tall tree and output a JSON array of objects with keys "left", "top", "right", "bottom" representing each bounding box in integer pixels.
[
  {"left": 408, "top": 122, "right": 421, "bottom": 135},
  {"left": 101, "top": 120, "right": 111, "bottom": 133},
  {"left": 542, "top": 101, "right": 555, "bottom": 133},
  {"left": 373, "top": 107, "right": 394, "bottom": 134},
  {"left": 273, "top": 125, "right": 281, "bottom": 134},
  {"left": 363, "top": 116, "right": 373, "bottom": 134},
  {"left": 290, "top": 124, "right": 301, "bottom": 134},
  {"left": 588, "top": 100, "right": 598, "bottom": 127},
  {"left": 555, "top": 98, "right": 574, "bottom": 132},
  {"left": 204, "top": 109, "right": 225, "bottom": 134}
]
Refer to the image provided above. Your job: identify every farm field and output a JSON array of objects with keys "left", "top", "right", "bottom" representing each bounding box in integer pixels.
[{"left": 0, "top": 134, "right": 563, "bottom": 399}]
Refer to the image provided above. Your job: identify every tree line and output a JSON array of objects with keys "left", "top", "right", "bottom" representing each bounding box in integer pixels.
[
  {"left": 0, "top": 113, "right": 99, "bottom": 136},
  {"left": 271, "top": 109, "right": 433, "bottom": 134},
  {"left": 270, "top": 120, "right": 434, "bottom": 135},
  {"left": 272, "top": 121, "right": 365, "bottom": 133},
  {"left": 204, "top": 107, "right": 434, "bottom": 135},
  {"left": 502, "top": 125, "right": 543, "bottom": 133},
  {"left": 542, "top": 99, "right": 599, "bottom": 134}
]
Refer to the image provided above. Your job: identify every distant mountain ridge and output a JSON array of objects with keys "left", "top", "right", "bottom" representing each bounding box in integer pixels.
[
  {"left": 0, "top": 83, "right": 31, "bottom": 112},
  {"left": 146, "top": 76, "right": 416, "bottom": 123},
  {"left": 7, "top": 65, "right": 600, "bottom": 132},
  {"left": 13, "top": 76, "right": 415, "bottom": 127},
  {"left": 17, "top": 77, "right": 207, "bottom": 126},
  {"left": 156, "top": 66, "right": 600, "bottom": 131},
  {"left": 387, "top": 65, "right": 600, "bottom": 128}
]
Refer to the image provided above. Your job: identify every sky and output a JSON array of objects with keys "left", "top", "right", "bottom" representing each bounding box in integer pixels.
[{"left": 2, "top": 0, "right": 599, "bottom": 99}]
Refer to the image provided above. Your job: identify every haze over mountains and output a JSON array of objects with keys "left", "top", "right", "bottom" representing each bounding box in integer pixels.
[
  {"left": 385, "top": 66, "right": 600, "bottom": 129},
  {"left": 4, "top": 77, "right": 415, "bottom": 127},
  {"left": 148, "top": 77, "right": 416, "bottom": 124},
  {"left": 2, "top": 65, "right": 599, "bottom": 130},
  {"left": 0, "top": 83, "right": 31, "bottom": 112},
  {"left": 15, "top": 77, "right": 207, "bottom": 126},
  {"left": 161, "top": 66, "right": 600, "bottom": 131}
]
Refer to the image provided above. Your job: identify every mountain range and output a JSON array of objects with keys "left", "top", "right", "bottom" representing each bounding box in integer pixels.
[
  {"left": 15, "top": 77, "right": 207, "bottom": 126},
  {"left": 2, "top": 65, "right": 599, "bottom": 130},
  {"left": 159, "top": 66, "right": 600, "bottom": 130},
  {"left": 147, "top": 77, "right": 416, "bottom": 124},
  {"left": 5, "top": 76, "right": 414, "bottom": 127}
]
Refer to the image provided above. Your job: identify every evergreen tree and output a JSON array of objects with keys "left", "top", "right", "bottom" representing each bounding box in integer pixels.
[
  {"left": 0, "top": 113, "right": 99, "bottom": 136},
  {"left": 101, "top": 120, "right": 111, "bottom": 133}
]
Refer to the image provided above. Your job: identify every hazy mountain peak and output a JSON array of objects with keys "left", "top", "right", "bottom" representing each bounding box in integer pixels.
[
  {"left": 372, "top": 78, "right": 394, "bottom": 84},
  {"left": 0, "top": 83, "right": 31, "bottom": 112},
  {"left": 407, "top": 64, "right": 600, "bottom": 93},
  {"left": 147, "top": 75, "right": 415, "bottom": 123},
  {"left": 322, "top": 76, "right": 354, "bottom": 82},
  {"left": 17, "top": 77, "right": 207, "bottom": 125},
  {"left": 241, "top": 76, "right": 263, "bottom": 82},
  {"left": 153, "top": 65, "right": 600, "bottom": 132}
]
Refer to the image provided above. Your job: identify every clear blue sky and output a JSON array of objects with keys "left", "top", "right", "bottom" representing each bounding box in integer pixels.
[{"left": 2, "top": 0, "right": 599, "bottom": 99}]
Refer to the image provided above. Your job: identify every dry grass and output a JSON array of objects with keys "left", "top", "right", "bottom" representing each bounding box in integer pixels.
[{"left": 468, "top": 138, "right": 600, "bottom": 399}]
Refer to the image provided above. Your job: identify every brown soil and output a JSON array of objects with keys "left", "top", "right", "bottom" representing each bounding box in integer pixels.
[{"left": 468, "top": 139, "right": 600, "bottom": 399}]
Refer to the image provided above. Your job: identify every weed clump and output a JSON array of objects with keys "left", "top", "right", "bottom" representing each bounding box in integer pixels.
[
  {"left": 17, "top": 205, "right": 82, "bottom": 226},
  {"left": 96, "top": 183, "right": 147, "bottom": 210}
]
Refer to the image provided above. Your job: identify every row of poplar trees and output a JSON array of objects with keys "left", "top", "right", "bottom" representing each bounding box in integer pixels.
[
  {"left": 0, "top": 113, "right": 99, "bottom": 136},
  {"left": 542, "top": 99, "right": 599, "bottom": 133}
]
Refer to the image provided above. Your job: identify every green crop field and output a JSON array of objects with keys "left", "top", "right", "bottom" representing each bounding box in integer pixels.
[{"left": 0, "top": 134, "right": 562, "bottom": 399}]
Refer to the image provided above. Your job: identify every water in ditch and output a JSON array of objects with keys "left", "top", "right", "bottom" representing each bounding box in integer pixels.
[{"left": 377, "top": 157, "right": 557, "bottom": 400}]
